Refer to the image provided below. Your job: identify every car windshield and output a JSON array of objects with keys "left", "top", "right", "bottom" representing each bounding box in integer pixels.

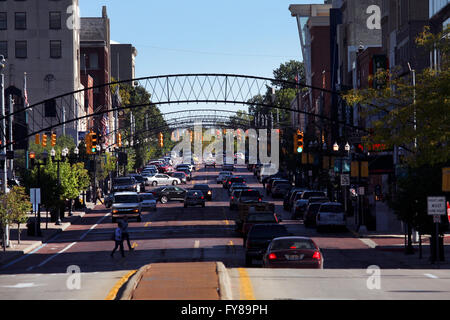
[
  {"left": 140, "top": 194, "right": 155, "bottom": 201},
  {"left": 247, "top": 213, "right": 276, "bottom": 222},
  {"left": 271, "top": 239, "right": 316, "bottom": 250},
  {"left": 320, "top": 204, "right": 344, "bottom": 213},
  {"left": 114, "top": 178, "right": 133, "bottom": 185},
  {"left": 114, "top": 195, "right": 139, "bottom": 203},
  {"left": 249, "top": 225, "right": 288, "bottom": 238}
]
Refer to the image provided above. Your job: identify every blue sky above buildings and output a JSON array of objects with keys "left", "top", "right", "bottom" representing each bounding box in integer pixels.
[{"left": 79, "top": 0, "right": 324, "bottom": 114}]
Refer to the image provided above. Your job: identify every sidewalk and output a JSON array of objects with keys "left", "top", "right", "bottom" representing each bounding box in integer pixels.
[
  {"left": 346, "top": 222, "right": 450, "bottom": 269},
  {"left": 120, "top": 262, "right": 225, "bottom": 300},
  {"left": 0, "top": 203, "right": 97, "bottom": 267}
]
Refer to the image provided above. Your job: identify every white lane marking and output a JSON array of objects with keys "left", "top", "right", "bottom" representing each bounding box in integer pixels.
[
  {"left": 194, "top": 240, "right": 200, "bottom": 248},
  {"left": 1, "top": 283, "right": 45, "bottom": 289},
  {"left": 79, "top": 213, "right": 111, "bottom": 241},
  {"left": 359, "top": 238, "right": 377, "bottom": 249},
  {"left": 424, "top": 273, "right": 439, "bottom": 279},
  {"left": 31, "top": 242, "right": 77, "bottom": 270}
]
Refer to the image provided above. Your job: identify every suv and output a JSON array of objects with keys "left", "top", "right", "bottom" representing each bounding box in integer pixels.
[
  {"left": 316, "top": 202, "right": 346, "bottom": 231},
  {"left": 217, "top": 171, "right": 232, "bottom": 184},
  {"left": 271, "top": 182, "right": 292, "bottom": 198},
  {"left": 192, "top": 184, "right": 213, "bottom": 200},
  {"left": 224, "top": 176, "right": 246, "bottom": 190},
  {"left": 267, "top": 179, "right": 289, "bottom": 196},
  {"left": 113, "top": 177, "right": 139, "bottom": 193},
  {"left": 204, "top": 158, "right": 216, "bottom": 168},
  {"left": 283, "top": 188, "right": 304, "bottom": 211},
  {"left": 245, "top": 224, "right": 290, "bottom": 266},
  {"left": 111, "top": 192, "right": 142, "bottom": 222},
  {"left": 242, "top": 212, "right": 280, "bottom": 242},
  {"left": 184, "top": 190, "right": 206, "bottom": 208}
]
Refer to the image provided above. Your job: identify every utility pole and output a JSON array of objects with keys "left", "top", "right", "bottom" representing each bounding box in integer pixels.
[
  {"left": 0, "top": 55, "right": 9, "bottom": 248},
  {"left": 8, "top": 95, "right": 13, "bottom": 180}
]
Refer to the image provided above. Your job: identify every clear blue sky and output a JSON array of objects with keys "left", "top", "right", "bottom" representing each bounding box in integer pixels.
[{"left": 79, "top": 0, "right": 324, "bottom": 114}]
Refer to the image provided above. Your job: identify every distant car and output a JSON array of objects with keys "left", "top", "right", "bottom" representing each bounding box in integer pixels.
[
  {"left": 267, "top": 179, "right": 289, "bottom": 195},
  {"left": 301, "top": 190, "right": 327, "bottom": 200},
  {"left": 184, "top": 190, "right": 206, "bottom": 208},
  {"left": 171, "top": 172, "right": 188, "bottom": 184},
  {"left": 283, "top": 188, "right": 305, "bottom": 211},
  {"left": 245, "top": 224, "right": 291, "bottom": 267},
  {"left": 229, "top": 182, "right": 247, "bottom": 196},
  {"left": 271, "top": 183, "right": 292, "bottom": 198},
  {"left": 113, "top": 177, "right": 140, "bottom": 193},
  {"left": 316, "top": 202, "right": 346, "bottom": 231},
  {"left": 229, "top": 188, "right": 249, "bottom": 209},
  {"left": 205, "top": 158, "right": 216, "bottom": 168},
  {"left": 217, "top": 171, "right": 232, "bottom": 184},
  {"left": 152, "top": 186, "right": 187, "bottom": 204},
  {"left": 303, "top": 202, "right": 324, "bottom": 227},
  {"left": 262, "top": 236, "right": 323, "bottom": 269},
  {"left": 111, "top": 192, "right": 142, "bottom": 222},
  {"left": 292, "top": 199, "right": 309, "bottom": 220},
  {"left": 105, "top": 193, "right": 114, "bottom": 208},
  {"left": 128, "top": 174, "right": 146, "bottom": 192},
  {"left": 222, "top": 164, "right": 234, "bottom": 172},
  {"left": 192, "top": 184, "right": 213, "bottom": 200},
  {"left": 225, "top": 176, "right": 246, "bottom": 190},
  {"left": 147, "top": 174, "right": 181, "bottom": 186},
  {"left": 139, "top": 193, "right": 157, "bottom": 211},
  {"left": 242, "top": 212, "right": 280, "bottom": 241}
]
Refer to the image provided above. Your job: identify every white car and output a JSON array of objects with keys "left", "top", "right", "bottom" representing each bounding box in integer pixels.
[
  {"left": 316, "top": 202, "right": 346, "bottom": 230},
  {"left": 217, "top": 171, "right": 232, "bottom": 184},
  {"left": 147, "top": 174, "right": 181, "bottom": 186},
  {"left": 139, "top": 193, "right": 157, "bottom": 211}
]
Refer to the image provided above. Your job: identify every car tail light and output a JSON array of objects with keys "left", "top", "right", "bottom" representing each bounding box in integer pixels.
[
  {"left": 258, "top": 198, "right": 262, "bottom": 202},
  {"left": 290, "top": 246, "right": 297, "bottom": 249},
  {"left": 112, "top": 210, "right": 118, "bottom": 214},
  {"left": 231, "top": 196, "right": 234, "bottom": 200},
  {"left": 313, "top": 251, "right": 321, "bottom": 260},
  {"left": 201, "top": 196, "right": 204, "bottom": 200},
  {"left": 268, "top": 253, "right": 277, "bottom": 260}
]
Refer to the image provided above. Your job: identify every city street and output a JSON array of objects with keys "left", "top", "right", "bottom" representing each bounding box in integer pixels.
[{"left": 0, "top": 165, "right": 448, "bottom": 300}]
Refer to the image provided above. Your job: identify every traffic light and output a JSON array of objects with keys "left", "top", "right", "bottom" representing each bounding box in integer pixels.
[
  {"left": 35, "top": 134, "right": 40, "bottom": 145},
  {"left": 117, "top": 133, "right": 122, "bottom": 147},
  {"left": 159, "top": 132, "right": 164, "bottom": 148},
  {"left": 90, "top": 132, "right": 97, "bottom": 154},
  {"left": 42, "top": 134, "right": 48, "bottom": 147},
  {"left": 296, "top": 130, "right": 304, "bottom": 153},
  {"left": 51, "top": 133, "right": 57, "bottom": 147},
  {"left": 85, "top": 133, "right": 92, "bottom": 155},
  {"left": 29, "top": 152, "right": 36, "bottom": 167}
]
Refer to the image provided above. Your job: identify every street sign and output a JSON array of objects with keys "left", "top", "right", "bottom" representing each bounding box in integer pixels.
[
  {"left": 427, "top": 196, "right": 446, "bottom": 216},
  {"left": 30, "top": 188, "right": 41, "bottom": 212},
  {"left": 341, "top": 174, "right": 350, "bottom": 186}
]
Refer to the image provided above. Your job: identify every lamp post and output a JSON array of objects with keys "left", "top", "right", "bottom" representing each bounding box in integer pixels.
[{"left": 52, "top": 148, "right": 68, "bottom": 225}]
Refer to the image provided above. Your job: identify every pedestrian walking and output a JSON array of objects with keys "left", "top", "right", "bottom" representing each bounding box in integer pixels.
[
  {"left": 95, "top": 187, "right": 104, "bottom": 205},
  {"left": 110, "top": 223, "right": 125, "bottom": 258},
  {"left": 119, "top": 217, "right": 134, "bottom": 251}
]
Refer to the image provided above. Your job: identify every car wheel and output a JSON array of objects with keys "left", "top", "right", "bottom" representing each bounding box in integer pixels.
[
  {"left": 172, "top": 180, "right": 178, "bottom": 185},
  {"left": 160, "top": 196, "right": 168, "bottom": 204},
  {"left": 152, "top": 181, "right": 158, "bottom": 187}
]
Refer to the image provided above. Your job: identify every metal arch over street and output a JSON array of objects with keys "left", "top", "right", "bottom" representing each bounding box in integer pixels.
[{"left": 1, "top": 73, "right": 364, "bottom": 149}]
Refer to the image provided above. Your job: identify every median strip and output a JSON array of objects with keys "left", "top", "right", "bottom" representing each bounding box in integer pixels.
[
  {"left": 105, "top": 270, "right": 137, "bottom": 300},
  {"left": 238, "top": 268, "right": 255, "bottom": 300}
]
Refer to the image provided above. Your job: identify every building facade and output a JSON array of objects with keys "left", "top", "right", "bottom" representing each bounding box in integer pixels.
[{"left": 111, "top": 42, "right": 138, "bottom": 82}]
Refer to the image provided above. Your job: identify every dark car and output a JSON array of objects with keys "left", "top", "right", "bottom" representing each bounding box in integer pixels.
[
  {"left": 128, "top": 174, "right": 146, "bottom": 192},
  {"left": 283, "top": 188, "right": 305, "bottom": 211},
  {"left": 224, "top": 176, "right": 246, "bottom": 190},
  {"left": 262, "top": 236, "right": 323, "bottom": 269},
  {"left": 184, "top": 190, "right": 206, "bottom": 208},
  {"left": 171, "top": 172, "right": 187, "bottom": 184},
  {"left": 242, "top": 212, "right": 280, "bottom": 242},
  {"left": 151, "top": 186, "right": 187, "bottom": 204},
  {"left": 222, "top": 164, "right": 234, "bottom": 172},
  {"left": 301, "top": 190, "right": 327, "bottom": 200},
  {"left": 271, "top": 182, "right": 292, "bottom": 198},
  {"left": 177, "top": 168, "right": 192, "bottom": 181},
  {"left": 245, "top": 224, "right": 291, "bottom": 267},
  {"left": 303, "top": 202, "right": 324, "bottom": 227},
  {"left": 192, "top": 184, "right": 213, "bottom": 200},
  {"left": 112, "top": 177, "right": 139, "bottom": 193},
  {"left": 292, "top": 199, "right": 309, "bottom": 220},
  {"left": 267, "top": 179, "right": 289, "bottom": 196}
]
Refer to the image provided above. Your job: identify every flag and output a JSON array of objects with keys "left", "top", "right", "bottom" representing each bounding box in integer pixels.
[
  {"left": 113, "top": 85, "right": 122, "bottom": 109},
  {"left": 101, "top": 113, "right": 109, "bottom": 137}
]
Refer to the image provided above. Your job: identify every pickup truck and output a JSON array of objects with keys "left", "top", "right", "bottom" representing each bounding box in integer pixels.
[{"left": 111, "top": 192, "right": 142, "bottom": 222}]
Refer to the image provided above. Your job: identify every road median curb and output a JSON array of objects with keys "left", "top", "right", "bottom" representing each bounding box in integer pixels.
[
  {"left": 216, "top": 262, "right": 233, "bottom": 300},
  {"left": 119, "top": 264, "right": 151, "bottom": 300}
]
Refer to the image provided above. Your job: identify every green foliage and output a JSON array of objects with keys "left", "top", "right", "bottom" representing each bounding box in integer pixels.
[{"left": 0, "top": 186, "right": 31, "bottom": 227}]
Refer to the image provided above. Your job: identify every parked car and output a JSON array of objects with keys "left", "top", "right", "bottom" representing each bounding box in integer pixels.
[
  {"left": 111, "top": 192, "right": 142, "bottom": 222},
  {"left": 192, "top": 184, "right": 213, "bottom": 200},
  {"left": 245, "top": 224, "right": 291, "bottom": 266},
  {"left": 217, "top": 171, "right": 233, "bottom": 184},
  {"left": 292, "top": 199, "right": 309, "bottom": 220},
  {"left": 184, "top": 190, "right": 206, "bottom": 208},
  {"left": 316, "top": 202, "right": 346, "bottom": 231},
  {"left": 139, "top": 193, "right": 157, "bottom": 211},
  {"left": 152, "top": 186, "right": 187, "bottom": 204},
  {"left": 147, "top": 174, "right": 181, "bottom": 186},
  {"left": 112, "top": 177, "right": 140, "bottom": 193},
  {"left": 262, "top": 236, "right": 323, "bottom": 269},
  {"left": 271, "top": 182, "right": 292, "bottom": 198}
]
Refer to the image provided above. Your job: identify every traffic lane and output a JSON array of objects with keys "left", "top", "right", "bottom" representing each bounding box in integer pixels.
[{"left": 228, "top": 268, "right": 450, "bottom": 300}]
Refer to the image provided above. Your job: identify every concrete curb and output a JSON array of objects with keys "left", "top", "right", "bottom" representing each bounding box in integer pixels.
[
  {"left": 216, "top": 262, "right": 233, "bottom": 300},
  {"left": 119, "top": 264, "right": 151, "bottom": 300}
]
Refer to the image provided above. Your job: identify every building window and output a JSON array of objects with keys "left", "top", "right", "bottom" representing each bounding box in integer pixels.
[
  {"left": 89, "top": 52, "right": 99, "bottom": 69},
  {"left": 49, "top": 12, "right": 61, "bottom": 30},
  {"left": 15, "top": 41, "right": 27, "bottom": 58},
  {"left": 0, "top": 12, "right": 7, "bottom": 30},
  {"left": 0, "top": 41, "right": 7, "bottom": 58},
  {"left": 50, "top": 40, "right": 61, "bottom": 58},
  {"left": 15, "top": 12, "right": 26, "bottom": 30}
]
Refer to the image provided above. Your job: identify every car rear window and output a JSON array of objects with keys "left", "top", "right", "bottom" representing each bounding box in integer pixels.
[
  {"left": 114, "top": 195, "right": 139, "bottom": 203},
  {"left": 307, "top": 203, "right": 322, "bottom": 213},
  {"left": 271, "top": 239, "right": 316, "bottom": 250},
  {"left": 231, "top": 178, "right": 245, "bottom": 183},
  {"left": 248, "top": 225, "right": 288, "bottom": 238},
  {"left": 302, "top": 192, "right": 326, "bottom": 199},
  {"left": 140, "top": 194, "right": 155, "bottom": 201},
  {"left": 247, "top": 213, "right": 276, "bottom": 222},
  {"left": 319, "top": 204, "right": 344, "bottom": 213},
  {"left": 114, "top": 178, "right": 133, "bottom": 185},
  {"left": 188, "top": 190, "right": 204, "bottom": 196},
  {"left": 240, "top": 191, "right": 260, "bottom": 197}
]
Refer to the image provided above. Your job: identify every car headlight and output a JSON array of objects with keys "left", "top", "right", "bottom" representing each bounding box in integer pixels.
[
  {"left": 134, "top": 209, "right": 139, "bottom": 213},
  {"left": 112, "top": 209, "right": 118, "bottom": 214}
]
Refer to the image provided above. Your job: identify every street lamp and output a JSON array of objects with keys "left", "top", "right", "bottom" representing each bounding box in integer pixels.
[
  {"left": 53, "top": 148, "right": 68, "bottom": 225},
  {"left": 345, "top": 142, "right": 350, "bottom": 152},
  {"left": 333, "top": 142, "right": 339, "bottom": 152}
]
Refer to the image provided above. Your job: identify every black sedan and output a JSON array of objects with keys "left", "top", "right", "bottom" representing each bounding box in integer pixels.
[
  {"left": 151, "top": 186, "right": 187, "bottom": 204},
  {"left": 192, "top": 184, "right": 213, "bottom": 200}
]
